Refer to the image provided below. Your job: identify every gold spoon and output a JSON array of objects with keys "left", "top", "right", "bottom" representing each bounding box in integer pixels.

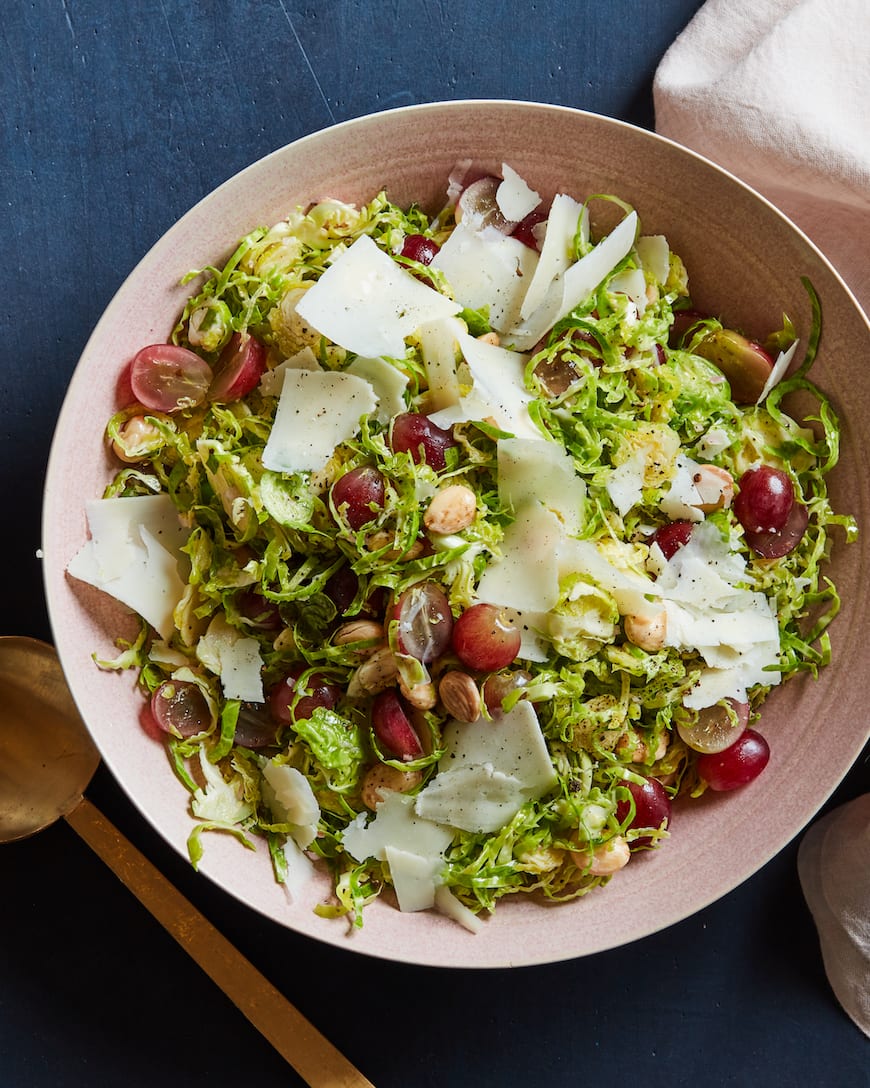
[{"left": 0, "top": 635, "right": 374, "bottom": 1088}]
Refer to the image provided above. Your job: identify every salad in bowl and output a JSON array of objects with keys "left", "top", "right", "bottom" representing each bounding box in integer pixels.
[{"left": 66, "top": 157, "right": 854, "bottom": 935}]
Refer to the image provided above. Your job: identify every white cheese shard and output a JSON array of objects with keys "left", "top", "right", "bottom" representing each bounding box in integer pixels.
[
  {"left": 434, "top": 886, "right": 485, "bottom": 934},
  {"left": 496, "top": 163, "right": 541, "bottom": 222},
  {"left": 261, "top": 368, "right": 377, "bottom": 473},
  {"left": 519, "top": 193, "right": 588, "bottom": 320},
  {"left": 428, "top": 330, "right": 540, "bottom": 440},
  {"left": 340, "top": 790, "right": 453, "bottom": 864},
  {"left": 281, "top": 837, "right": 316, "bottom": 897},
  {"left": 384, "top": 846, "right": 443, "bottom": 913},
  {"left": 608, "top": 267, "right": 648, "bottom": 315},
  {"left": 497, "top": 437, "right": 586, "bottom": 536},
  {"left": 508, "top": 210, "right": 638, "bottom": 350},
  {"left": 294, "top": 234, "right": 461, "bottom": 357},
  {"left": 476, "top": 502, "right": 564, "bottom": 613},
  {"left": 261, "top": 761, "right": 320, "bottom": 849},
  {"left": 558, "top": 537, "right": 661, "bottom": 618},
  {"left": 196, "top": 614, "right": 265, "bottom": 703},
  {"left": 258, "top": 346, "right": 321, "bottom": 397},
  {"left": 430, "top": 222, "right": 538, "bottom": 332},
  {"left": 756, "top": 339, "right": 800, "bottom": 404},
  {"left": 67, "top": 494, "right": 188, "bottom": 641},
  {"left": 417, "top": 316, "right": 463, "bottom": 410},
  {"left": 346, "top": 355, "right": 409, "bottom": 423},
  {"left": 635, "top": 234, "right": 671, "bottom": 284},
  {"left": 605, "top": 449, "right": 647, "bottom": 518},
  {"left": 658, "top": 454, "right": 709, "bottom": 522},
  {"left": 414, "top": 700, "right": 557, "bottom": 834}
]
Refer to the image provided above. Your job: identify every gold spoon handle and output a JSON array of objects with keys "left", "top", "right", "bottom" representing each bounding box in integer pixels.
[{"left": 65, "top": 796, "right": 375, "bottom": 1088}]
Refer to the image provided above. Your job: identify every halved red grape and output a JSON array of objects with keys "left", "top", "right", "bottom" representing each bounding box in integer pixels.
[
  {"left": 482, "top": 668, "right": 532, "bottom": 715},
  {"left": 744, "top": 500, "right": 809, "bottom": 558},
  {"left": 390, "top": 412, "right": 457, "bottom": 472},
  {"left": 693, "top": 328, "right": 774, "bottom": 404},
  {"left": 452, "top": 603, "right": 521, "bottom": 672},
  {"left": 615, "top": 777, "right": 672, "bottom": 849},
  {"left": 457, "top": 176, "right": 514, "bottom": 233},
  {"left": 209, "top": 332, "right": 267, "bottom": 402},
  {"left": 232, "top": 703, "right": 279, "bottom": 749},
  {"left": 331, "top": 465, "right": 386, "bottom": 530},
  {"left": 325, "top": 566, "right": 360, "bottom": 616},
  {"left": 650, "top": 520, "right": 694, "bottom": 560},
  {"left": 400, "top": 234, "right": 440, "bottom": 264},
  {"left": 668, "top": 308, "right": 708, "bottom": 348},
  {"left": 697, "top": 729, "right": 770, "bottom": 790},
  {"left": 130, "top": 344, "right": 213, "bottom": 413},
  {"left": 371, "top": 689, "right": 424, "bottom": 761},
  {"left": 235, "top": 587, "right": 282, "bottom": 630},
  {"left": 677, "top": 698, "right": 750, "bottom": 754},
  {"left": 150, "top": 680, "right": 211, "bottom": 738},
  {"left": 734, "top": 466, "right": 795, "bottom": 534},
  {"left": 268, "top": 666, "right": 341, "bottom": 726},
  {"left": 394, "top": 582, "right": 453, "bottom": 663}
]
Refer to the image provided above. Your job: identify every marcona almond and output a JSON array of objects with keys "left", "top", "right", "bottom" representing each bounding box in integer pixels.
[
  {"left": 424, "top": 484, "right": 477, "bottom": 535},
  {"left": 332, "top": 620, "right": 385, "bottom": 656},
  {"left": 624, "top": 610, "right": 667, "bottom": 652},
  {"left": 399, "top": 676, "right": 438, "bottom": 710},
  {"left": 348, "top": 645, "right": 398, "bottom": 697},
  {"left": 360, "top": 764, "right": 423, "bottom": 811},
  {"left": 438, "top": 670, "right": 482, "bottom": 723},
  {"left": 365, "top": 529, "right": 425, "bottom": 561}
]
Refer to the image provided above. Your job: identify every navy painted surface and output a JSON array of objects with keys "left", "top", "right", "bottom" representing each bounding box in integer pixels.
[{"left": 1, "top": 3, "right": 868, "bottom": 1086}]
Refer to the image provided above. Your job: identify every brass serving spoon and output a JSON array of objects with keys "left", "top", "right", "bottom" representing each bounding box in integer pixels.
[{"left": 0, "top": 636, "right": 373, "bottom": 1088}]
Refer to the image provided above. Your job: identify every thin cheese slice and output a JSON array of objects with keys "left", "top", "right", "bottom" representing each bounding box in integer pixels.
[
  {"left": 262, "top": 761, "right": 320, "bottom": 849},
  {"left": 414, "top": 700, "right": 557, "bottom": 834},
  {"left": 384, "top": 846, "right": 443, "bottom": 913},
  {"left": 340, "top": 790, "right": 453, "bottom": 864},
  {"left": 417, "top": 316, "right": 463, "bottom": 411},
  {"left": 346, "top": 355, "right": 409, "bottom": 423},
  {"left": 262, "top": 368, "right": 377, "bottom": 473},
  {"left": 67, "top": 495, "right": 188, "bottom": 641},
  {"left": 430, "top": 223, "right": 538, "bottom": 332},
  {"left": 428, "top": 331, "right": 539, "bottom": 440},
  {"left": 519, "top": 193, "right": 588, "bottom": 319},
  {"left": 496, "top": 163, "right": 541, "bottom": 222},
  {"left": 196, "top": 614, "right": 265, "bottom": 703},
  {"left": 476, "top": 501, "right": 563, "bottom": 613},
  {"left": 508, "top": 210, "right": 638, "bottom": 350},
  {"left": 294, "top": 234, "right": 461, "bottom": 357},
  {"left": 497, "top": 437, "right": 585, "bottom": 536}
]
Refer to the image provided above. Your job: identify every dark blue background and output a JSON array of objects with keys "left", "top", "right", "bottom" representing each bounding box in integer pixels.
[{"left": 2, "top": 2, "right": 868, "bottom": 1085}]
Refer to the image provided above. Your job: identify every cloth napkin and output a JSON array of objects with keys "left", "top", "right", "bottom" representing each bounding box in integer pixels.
[
  {"left": 653, "top": 0, "right": 870, "bottom": 315},
  {"left": 653, "top": 0, "right": 870, "bottom": 1038}
]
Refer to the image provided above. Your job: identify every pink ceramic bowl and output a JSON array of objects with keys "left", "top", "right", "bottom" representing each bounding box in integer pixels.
[{"left": 43, "top": 101, "right": 870, "bottom": 968}]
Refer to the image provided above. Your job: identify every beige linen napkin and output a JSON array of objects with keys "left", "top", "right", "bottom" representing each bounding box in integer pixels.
[
  {"left": 653, "top": 0, "right": 870, "bottom": 314},
  {"left": 653, "top": 0, "right": 870, "bottom": 1038}
]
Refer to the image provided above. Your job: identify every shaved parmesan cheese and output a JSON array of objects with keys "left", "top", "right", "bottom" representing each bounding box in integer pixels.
[
  {"left": 417, "top": 316, "right": 463, "bottom": 411},
  {"left": 415, "top": 700, "right": 557, "bottom": 833},
  {"left": 635, "top": 234, "right": 670, "bottom": 284},
  {"left": 196, "top": 614, "right": 265, "bottom": 702},
  {"left": 520, "top": 193, "right": 587, "bottom": 320},
  {"left": 434, "top": 886, "right": 485, "bottom": 933},
  {"left": 430, "top": 223, "right": 537, "bottom": 332},
  {"left": 346, "top": 355, "right": 409, "bottom": 422},
  {"left": 757, "top": 338, "right": 799, "bottom": 404},
  {"left": 558, "top": 537, "right": 660, "bottom": 618},
  {"left": 340, "top": 790, "right": 453, "bottom": 864},
  {"left": 428, "top": 330, "right": 540, "bottom": 440},
  {"left": 497, "top": 437, "right": 586, "bottom": 536},
  {"left": 262, "top": 368, "right": 377, "bottom": 473},
  {"left": 281, "top": 836, "right": 316, "bottom": 897},
  {"left": 608, "top": 267, "right": 648, "bottom": 314},
  {"left": 294, "top": 234, "right": 461, "bottom": 357},
  {"left": 476, "top": 502, "right": 563, "bottom": 613},
  {"left": 258, "top": 346, "right": 321, "bottom": 396},
  {"left": 509, "top": 211, "right": 638, "bottom": 350},
  {"left": 262, "top": 761, "right": 320, "bottom": 849},
  {"left": 67, "top": 495, "right": 188, "bottom": 641},
  {"left": 659, "top": 454, "right": 708, "bottom": 522},
  {"left": 606, "top": 449, "right": 647, "bottom": 518},
  {"left": 385, "top": 846, "right": 443, "bottom": 912},
  {"left": 496, "top": 163, "right": 541, "bottom": 222}
]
